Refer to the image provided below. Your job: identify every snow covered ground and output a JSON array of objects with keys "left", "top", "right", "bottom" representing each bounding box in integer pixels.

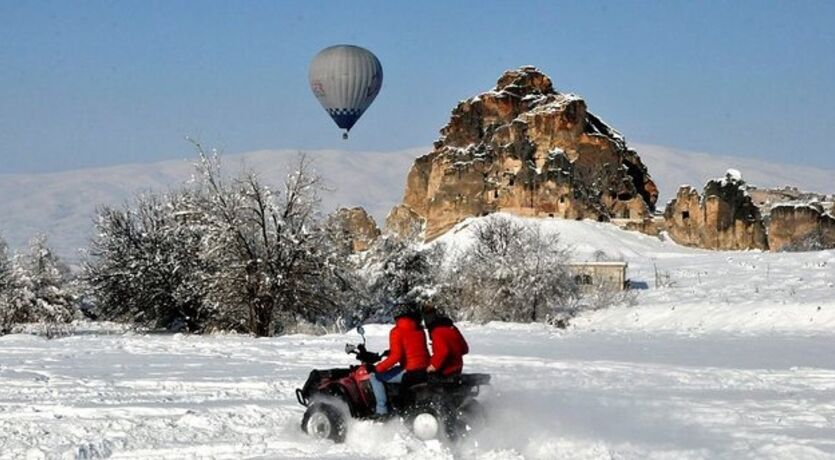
[
  {"left": 2, "top": 325, "right": 835, "bottom": 459},
  {"left": 2, "top": 218, "right": 835, "bottom": 459},
  {"left": 438, "top": 215, "right": 835, "bottom": 334}
]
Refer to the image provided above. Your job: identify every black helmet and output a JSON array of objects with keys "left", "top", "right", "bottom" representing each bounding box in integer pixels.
[
  {"left": 422, "top": 306, "right": 453, "bottom": 332},
  {"left": 422, "top": 308, "right": 439, "bottom": 329},
  {"left": 391, "top": 300, "right": 419, "bottom": 321}
]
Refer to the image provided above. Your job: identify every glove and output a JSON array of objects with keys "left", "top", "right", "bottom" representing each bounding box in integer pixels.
[{"left": 364, "top": 363, "right": 376, "bottom": 374}]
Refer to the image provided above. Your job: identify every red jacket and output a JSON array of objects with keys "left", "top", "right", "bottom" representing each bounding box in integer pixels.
[
  {"left": 374, "top": 317, "right": 430, "bottom": 373},
  {"left": 429, "top": 323, "right": 469, "bottom": 376}
]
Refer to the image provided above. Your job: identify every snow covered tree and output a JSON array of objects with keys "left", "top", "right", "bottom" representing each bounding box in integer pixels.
[
  {"left": 356, "top": 235, "right": 444, "bottom": 321},
  {"left": 84, "top": 143, "right": 361, "bottom": 336},
  {"left": 0, "top": 237, "right": 14, "bottom": 332},
  {"left": 84, "top": 192, "right": 213, "bottom": 331},
  {"left": 0, "top": 236, "right": 75, "bottom": 333},
  {"left": 189, "top": 144, "right": 346, "bottom": 336},
  {"left": 0, "top": 237, "right": 11, "bottom": 291},
  {"left": 439, "top": 215, "right": 577, "bottom": 323}
]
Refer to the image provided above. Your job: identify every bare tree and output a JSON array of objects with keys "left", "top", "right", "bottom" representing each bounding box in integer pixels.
[
  {"left": 439, "top": 215, "right": 577, "bottom": 323},
  {"left": 84, "top": 143, "right": 357, "bottom": 336},
  {"left": 190, "top": 143, "right": 342, "bottom": 336}
]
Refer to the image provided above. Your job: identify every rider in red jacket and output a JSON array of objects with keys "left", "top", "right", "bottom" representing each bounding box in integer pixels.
[
  {"left": 424, "top": 309, "right": 469, "bottom": 376},
  {"left": 374, "top": 315, "right": 430, "bottom": 373},
  {"left": 369, "top": 303, "right": 429, "bottom": 415}
]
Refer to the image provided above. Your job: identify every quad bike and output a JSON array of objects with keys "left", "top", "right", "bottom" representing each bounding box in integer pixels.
[{"left": 296, "top": 325, "right": 490, "bottom": 443}]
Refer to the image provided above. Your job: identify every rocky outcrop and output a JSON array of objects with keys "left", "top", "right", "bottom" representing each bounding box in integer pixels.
[
  {"left": 384, "top": 204, "right": 424, "bottom": 241},
  {"left": 329, "top": 207, "right": 380, "bottom": 252},
  {"left": 749, "top": 186, "right": 834, "bottom": 213},
  {"left": 663, "top": 171, "right": 768, "bottom": 250},
  {"left": 386, "top": 66, "right": 658, "bottom": 240},
  {"left": 768, "top": 203, "right": 835, "bottom": 251}
]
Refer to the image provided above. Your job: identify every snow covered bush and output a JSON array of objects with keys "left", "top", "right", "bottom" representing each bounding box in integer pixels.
[
  {"left": 0, "top": 236, "right": 75, "bottom": 335},
  {"left": 84, "top": 192, "right": 213, "bottom": 332},
  {"left": 438, "top": 215, "right": 578, "bottom": 323}
]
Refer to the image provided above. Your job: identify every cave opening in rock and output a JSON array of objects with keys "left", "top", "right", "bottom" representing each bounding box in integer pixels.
[{"left": 623, "top": 159, "right": 656, "bottom": 212}]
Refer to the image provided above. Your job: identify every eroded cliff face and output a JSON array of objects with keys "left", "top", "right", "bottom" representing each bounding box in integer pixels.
[
  {"left": 329, "top": 207, "right": 380, "bottom": 252},
  {"left": 663, "top": 173, "right": 769, "bottom": 250},
  {"left": 386, "top": 66, "right": 658, "bottom": 240},
  {"left": 768, "top": 204, "right": 835, "bottom": 251}
]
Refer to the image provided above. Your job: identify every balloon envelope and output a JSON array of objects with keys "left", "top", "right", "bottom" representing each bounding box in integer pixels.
[{"left": 309, "top": 45, "right": 383, "bottom": 134}]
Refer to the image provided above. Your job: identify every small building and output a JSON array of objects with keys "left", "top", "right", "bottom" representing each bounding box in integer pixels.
[{"left": 566, "top": 261, "right": 628, "bottom": 291}]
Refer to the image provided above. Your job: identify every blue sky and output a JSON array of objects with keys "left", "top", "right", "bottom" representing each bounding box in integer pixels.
[{"left": 1, "top": 1, "right": 834, "bottom": 173}]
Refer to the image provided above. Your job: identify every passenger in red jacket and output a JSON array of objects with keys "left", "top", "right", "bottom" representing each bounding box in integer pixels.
[
  {"left": 424, "top": 308, "right": 469, "bottom": 376},
  {"left": 369, "top": 303, "right": 430, "bottom": 416}
]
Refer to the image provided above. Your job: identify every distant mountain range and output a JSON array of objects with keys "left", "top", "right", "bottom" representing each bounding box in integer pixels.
[
  {"left": 634, "top": 143, "right": 835, "bottom": 205},
  {"left": 0, "top": 144, "right": 832, "bottom": 260}
]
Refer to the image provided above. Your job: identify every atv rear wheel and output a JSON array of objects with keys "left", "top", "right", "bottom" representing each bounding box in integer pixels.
[
  {"left": 301, "top": 402, "right": 346, "bottom": 443},
  {"left": 451, "top": 400, "right": 487, "bottom": 440}
]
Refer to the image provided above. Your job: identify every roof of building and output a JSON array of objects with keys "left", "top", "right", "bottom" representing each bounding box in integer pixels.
[{"left": 566, "top": 261, "right": 628, "bottom": 267}]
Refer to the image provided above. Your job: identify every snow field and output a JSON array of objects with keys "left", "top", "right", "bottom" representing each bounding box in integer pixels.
[
  {"left": 439, "top": 215, "right": 835, "bottom": 334},
  {"left": 2, "top": 218, "right": 835, "bottom": 459},
  {"left": 2, "top": 324, "right": 835, "bottom": 459}
]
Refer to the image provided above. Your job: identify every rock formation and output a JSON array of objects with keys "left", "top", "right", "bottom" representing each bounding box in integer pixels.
[
  {"left": 663, "top": 171, "right": 768, "bottom": 250},
  {"left": 384, "top": 204, "right": 424, "bottom": 241},
  {"left": 329, "top": 207, "right": 380, "bottom": 252},
  {"left": 749, "top": 186, "right": 834, "bottom": 213},
  {"left": 385, "top": 66, "right": 658, "bottom": 240},
  {"left": 767, "top": 203, "right": 835, "bottom": 251}
]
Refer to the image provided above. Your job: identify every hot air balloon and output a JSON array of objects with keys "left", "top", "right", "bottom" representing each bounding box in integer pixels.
[{"left": 309, "top": 45, "right": 383, "bottom": 140}]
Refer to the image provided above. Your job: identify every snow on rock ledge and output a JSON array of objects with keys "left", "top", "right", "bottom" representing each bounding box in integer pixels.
[
  {"left": 663, "top": 174, "right": 768, "bottom": 250},
  {"left": 385, "top": 66, "right": 659, "bottom": 240}
]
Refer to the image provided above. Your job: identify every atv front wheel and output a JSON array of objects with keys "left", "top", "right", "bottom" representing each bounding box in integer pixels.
[
  {"left": 412, "top": 411, "right": 442, "bottom": 441},
  {"left": 301, "top": 402, "right": 346, "bottom": 443}
]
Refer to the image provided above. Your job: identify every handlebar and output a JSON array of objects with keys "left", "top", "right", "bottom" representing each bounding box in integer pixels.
[{"left": 344, "top": 343, "right": 385, "bottom": 364}]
